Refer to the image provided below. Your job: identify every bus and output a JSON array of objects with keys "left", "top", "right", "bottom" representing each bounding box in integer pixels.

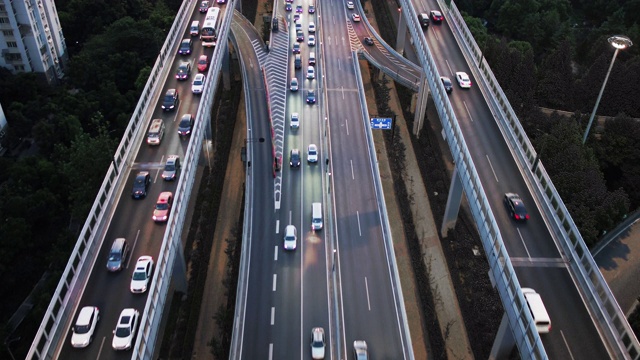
[{"left": 201, "top": 7, "right": 221, "bottom": 47}]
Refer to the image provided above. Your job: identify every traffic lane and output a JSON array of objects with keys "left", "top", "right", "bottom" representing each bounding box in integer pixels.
[
  {"left": 240, "top": 94, "right": 284, "bottom": 360},
  {"left": 328, "top": 98, "right": 406, "bottom": 359},
  {"left": 59, "top": 185, "right": 171, "bottom": 358},
  {"left": 515, "top": 266, "right": 609, "bottom": 359},
  {"left": 336, "top": 205, "right": 406, "bottom": 360},
  {"left": 594, "top": 216, "right": 640, "bottom": 314}
]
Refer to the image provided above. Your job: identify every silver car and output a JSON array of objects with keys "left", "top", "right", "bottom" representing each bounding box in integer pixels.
[{"left": 162, "top": 155, "right": 180, "bottom": 181}]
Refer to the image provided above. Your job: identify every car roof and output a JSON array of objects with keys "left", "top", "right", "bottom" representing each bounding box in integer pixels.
[
  {"left": 158, "top": 191, "right": 172, "bottom": 202},
  {"left": 166, "top": 88, "right": 176, "bottom": 95},
  {"left": 77, "top": 306, "right": 96, "bottom": 324}
]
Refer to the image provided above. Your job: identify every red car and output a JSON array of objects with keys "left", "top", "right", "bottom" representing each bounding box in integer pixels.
[
  {"left": 430, "top": 10, "right": 444, "bottom": 23},
  {"left": 153, "top": 192, "right": 173, "bottom": 222},
  {"left": 197, "top": 55, "right": 209, "bottom": 72}
]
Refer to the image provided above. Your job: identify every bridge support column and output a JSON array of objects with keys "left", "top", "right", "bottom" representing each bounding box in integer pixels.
[
  {"left": 222, "top": 42, "right": 231, "bottom": 91},
  {"left": 489, "top": 313, "right": 515, "bottom": 359},
  {"left": 412, "top": 73, "right": 429, "bottom": 136},
  {"left": 440, "top": 166, "right": 463, "bottom": 238},
  {"left": 172, "top": 237, "right": 188, "bottom": 294},
  {"left": 395, "top": 7, "right": 407, "bottom": 54}
]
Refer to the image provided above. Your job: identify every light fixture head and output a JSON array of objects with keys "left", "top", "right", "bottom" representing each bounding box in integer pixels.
[{"left": 608, "top": 35, "right": 633, "bottom": 50}]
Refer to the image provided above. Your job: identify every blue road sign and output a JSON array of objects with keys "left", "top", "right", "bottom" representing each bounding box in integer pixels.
[{"left": 370, "top": 117, "right": 392, "bottom": 130}]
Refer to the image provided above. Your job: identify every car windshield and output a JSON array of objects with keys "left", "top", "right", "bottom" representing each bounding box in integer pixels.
[
  {"left": 75, "top": 324, "right": 90, "bottom": 334},
  {"left": 194, "top": 79, "right": 203, "bottom": 85},
  {"left": 115, "top": 326, "right": 131, "bottom": 338},
  {"left": 309, "top": 149, "right": 317, "bottom": 155},
  {"left": 108, "top": 252, "right": 121, "bottom": 261},
  {"left": 132, "top": 270, "right": 147, "bottom": 281},
  {"left": 180, "top": 119, "right": 191, "bottom": 127},
  {"left": 164, "top": 95, "right": 173, "bottom": 102},
  {"left": 165, "top": 164, "right": 175, "bottom": 171},
  {"left": 199, "top": 59, "right": 206, "bottom": 65},
  {"left": 156, "top": 203, "right": 168, "bottom": 210},
  {"left": 135, "top": 178, "right": 144, "bottom": 185}
]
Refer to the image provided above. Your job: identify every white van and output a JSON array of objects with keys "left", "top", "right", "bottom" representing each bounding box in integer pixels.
[
  {"left": 190, "top": 20, "right": 200, "bottom": 36},
  {"left": 309, "top": 52, "right": 316, "bottom": 66},
  {"left": 311, "top": 202, "right": 323, "bottom": 231},
  {"left": 147, "top": 118, "right": 165, "bottom": 145},
  {"left": 522, "top": 288, "right": 551, "bottom": 333}
]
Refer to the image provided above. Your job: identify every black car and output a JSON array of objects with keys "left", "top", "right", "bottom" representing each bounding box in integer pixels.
[
  {"left": 504, "top": 193, "right": 530, "bottom": 221},
  {"left": 162, "top": 89, "right": 179, "bottom": 111},
  {"left": 175, "top": 61, "right": 191, "bottom": 80},
  {"left": 285, "top": 3, "right": 292, "bottom": 11},
  {"left": 178, "top": 39, "right": 192, "bottom": 55},
  {"left": 308, "top": 5, "right": 315, "bottom": 13},
  {"left": 178, "top": 114, "right": 194, "bottom": 136},
  {"left": 296, "top": 30, "right": 304, "bottom": 42},
  {"left": 440, "top": 76, "right": 453, "bottom": 93},
  {"left": 199, "top": 1, "right": 209, "bottom": 13},
  {"left": 306, "top": 89, "right": 316, "bottom": 104},
  {"left": 131, "top": 171, "right": 151, "bottom": 199},
  {"left": 363, "top": 37, "right": 374, "bottom": 46},
  {"left": 290, "top": 149, "right": 301, "bottom": 167}
]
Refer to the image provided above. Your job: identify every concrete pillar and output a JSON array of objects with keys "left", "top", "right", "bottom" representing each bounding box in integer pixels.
[
  {"left": 412, "top": 74, "right": 429, "bottom": 136},
  {"left": 395, "top": 7, "right": 406, "bottom": 54},
  {"left": 440, "top": 166, "right": 463, "bottom": 238},
  {"left": 172, "top": 237, "right": 188, "bottom": 293},
  {"left": 222, "top": 42, "right": 231, "bottom": 91},
  {"left": 489, "top": 313, "right": 515, "bottom": 360}
]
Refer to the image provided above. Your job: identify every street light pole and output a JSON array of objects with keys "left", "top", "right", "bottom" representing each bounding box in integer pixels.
[{"left": 582, "top": 35, "right": 633, "bottom": 144}]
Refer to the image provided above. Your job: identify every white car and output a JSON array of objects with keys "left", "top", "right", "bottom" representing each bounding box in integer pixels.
[
  {"left": 307, "top": 144, "right": 318, "bottom": 163},
  {"left": 308, "top": 22, "right": 316, "bottom": 33},
  {"left": 352, "top": 13, "right": 361, "bottom": 22},
  {"left": 70, "top": 306, "right": 100, "bottom": 348},
  {"left": 353, "top": 340, "right": 368, "bottom": 360},
  {"left": 455, "top": 71, "right": 472, "bottom": 88},
  {"left": 347, "top": 1, "right": 354, "bottom": 9},
  {"left": 308, "top": 35, "right": 316, "bottom": 46},
  {"left": 130, "top": 256, "right": 154, "bottom": 293},
  {"left": 112, "top": 308, "right": 140, "bottom": 351},
  {"left": 310, "top": 327, "right": 326, "bottom": 359},
  {"left": 307, "top": 66, "right": 315, "bottom": 79},
  {"left": 290, "top": 77, "right": 299, "bottom": 92},
  {"left": 283, "top": 225, "right": 297, "bottom": 250},
  {"left": 291, "top": 112, "right": 300, "bottom": 129},
  {"left": 191, "top": 73, "right": 206, "bottom": 94}
]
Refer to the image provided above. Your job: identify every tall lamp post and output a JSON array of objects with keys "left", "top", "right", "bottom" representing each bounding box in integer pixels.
[{"left": 582, "top": 35, "right": 633, "bottom": 144}]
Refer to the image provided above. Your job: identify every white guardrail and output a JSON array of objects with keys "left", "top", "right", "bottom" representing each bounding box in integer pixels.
[{"left": 440, "top": 0, "right": 640, "bottom": 358}]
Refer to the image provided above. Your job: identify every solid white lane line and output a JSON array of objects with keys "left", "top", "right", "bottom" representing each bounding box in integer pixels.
[
  {"left": 365, "top": 277, "right": 371, "bottom": 311},
  {"left": 445, "top": 60, "right": 453, "bottom": 76},
  {"left": 356, "top": 211, "right": 362, "bottom": 236},
  {"left": 272, "top": 274, "right": 277, "bottom": 291},
  {"left": 270, "top": 307, "right": 275, "bottom": 325},
  {"left": 486, "top": 155, "right": 499, "bottom": 182},
  {"left": 518, "top": 228, "right": 531, "bottom": 259},
  {"left": 350, "top": 160, "right": 355, "bottom": 179},
  {"left": 127, "top": 230, "right": 141, "bottom": 269},
  {"left": 463, "top": 101, "right": 473, "bottom": 122},
  {"left": 560, "top": 330, "right": 575, "bottom": 360},
  {"left": 95, "top": 336, "right": 106, "bottom": 359},
  {"left": 345, "top": 119, "right": 350, "bottom": 135}
]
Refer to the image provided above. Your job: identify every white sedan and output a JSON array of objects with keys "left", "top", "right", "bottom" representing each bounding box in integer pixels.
[
  {"left": 308, "top": 35, "right": 316, "bottom": 46},
  {"left": 455, "top": 71, "right": 472, "bottom": 88},
  {"left": 346, "top": 1, "right": 354, "bottom": 9},
  {"left": 130, "top": 256, "right": 154, "bottom": 293},
  {"left": 192, "top": 73, "right": 206, "bottom": 94},
  {"left": 112, "top": 308, "right": 140, "bottom": 351}
]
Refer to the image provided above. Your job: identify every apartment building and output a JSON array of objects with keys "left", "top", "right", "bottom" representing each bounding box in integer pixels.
[{"left": 0, "top": 0, "right": 67, "bottom": 84}]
